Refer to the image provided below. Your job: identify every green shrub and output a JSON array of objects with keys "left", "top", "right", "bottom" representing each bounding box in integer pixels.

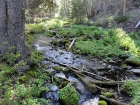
[
  {"left": 58, "top": 86, "right": 79, "bottom": 105},
  {"left": 134, "top": 3, "right": 140, "bottom": 7},
  {"left": 115, "top": 15, "right": 129, "bottom": 23},
  {"left": 122, "top": 80, "right": 140, "bottom": 105},
  {"left": 29, "top": 50, "right": 44, "bottom": 64},
  {"left": 26, "top": 23, "right": 45, "bottom": 33}
]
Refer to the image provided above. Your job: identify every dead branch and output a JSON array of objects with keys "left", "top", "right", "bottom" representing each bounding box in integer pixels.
[
  {"left": 68, "top": 38, "right": 76, "bottom": 49},
  {"left": 100, "top": 95, "right": 130, "bottom": 105}
]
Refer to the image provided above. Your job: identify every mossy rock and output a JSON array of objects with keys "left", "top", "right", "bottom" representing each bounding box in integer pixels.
[
  {"left": 103, "top": 92, "right": 112, "bottom": 98},
  {"left": 125, "top": 58, "right": 140, "bottom": 66},
  {"left": 98, "top": 100, "right": 107, "bottom": 105},
  {"left": 52, "top": 66, "right": 63, "bottom": 72},
  {"left": 58, "top": 86, "right": 79, "bottom": 105}
]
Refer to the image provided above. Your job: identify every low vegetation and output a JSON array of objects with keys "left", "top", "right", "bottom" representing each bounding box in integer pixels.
[
  {"left": 58, "top": 86, "right": 79, "bottom": 105},
  {"left": 0, "top": 18, "right": 140, "bottom": 104},
  {"left": 122, "top": 80, "right": 140, "bottom": 105}
]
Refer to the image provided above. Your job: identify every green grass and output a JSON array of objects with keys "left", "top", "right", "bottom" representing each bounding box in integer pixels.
[{"left": 122, "top": 80, "right": 140, "bottom": 105}]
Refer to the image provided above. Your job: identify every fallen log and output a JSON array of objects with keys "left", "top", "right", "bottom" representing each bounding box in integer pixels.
[
  {"left": 45, "top": 57, "right": 111, "bottom": 81},
  {"left": 100, "top": 95, "right": 130, "bottom": 105},
  {"left": 75, "top": 73, "right": 107, "bottom": 92}
]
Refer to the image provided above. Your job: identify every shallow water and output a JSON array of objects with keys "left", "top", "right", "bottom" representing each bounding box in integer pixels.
[{"left": 35, "top": 35, "right": 99, "bottom": 105}]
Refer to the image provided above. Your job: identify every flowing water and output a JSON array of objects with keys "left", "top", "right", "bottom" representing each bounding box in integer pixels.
[
  {"left": 34, "top": 35, "right": 140, "bottom": 105},
  {"left": 34, "top": 35, "right": 99, "bottom": 105}
]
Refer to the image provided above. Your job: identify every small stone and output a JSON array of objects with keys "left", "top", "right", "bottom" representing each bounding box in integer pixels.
[
  {"left": 130, "top": 69, "right": 140, "bottom": 74},
  {"left": 50, "top": 85, "right": 58, "bottom": 92},
  {"left": 127, "top": 66, "right": 132, "bottom": 70},
  {"left": 109, "top": 60, "right": 115, "bottom": 63},
  {"left": 102, "top": 63, "right": 106, "bottom": 66}
]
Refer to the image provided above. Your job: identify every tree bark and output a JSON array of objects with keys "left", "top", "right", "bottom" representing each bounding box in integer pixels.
[{"left": 0, "top": 0, "right": 27, "bottom": 61}]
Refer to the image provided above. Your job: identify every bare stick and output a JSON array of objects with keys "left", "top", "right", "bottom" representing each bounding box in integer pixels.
[{"left": 68, "top": 38, "right": 76, "bottom": 49}]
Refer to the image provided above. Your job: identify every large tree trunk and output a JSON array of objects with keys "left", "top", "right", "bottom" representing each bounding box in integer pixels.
[{"left": 0, "top": 0, "right": 27, "bottom": 61}]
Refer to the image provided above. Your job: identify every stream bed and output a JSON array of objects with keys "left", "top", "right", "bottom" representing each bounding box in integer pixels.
[{"left": 34, "top": 35, "right": 140, "bottom": 105}]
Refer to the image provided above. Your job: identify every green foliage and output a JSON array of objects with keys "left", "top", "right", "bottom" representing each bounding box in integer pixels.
[
  {"left": 26, "top": 23, "right": 46, "bottom": 33},
  {"left": 25, "top": 33, "right": 36, "bottom": 44},
  {"left": 98, "top": 100, "right": 107, "bottom": 105},
  {"left": 29, "top": 50, "right": 44, "bottom": 64},
  {"left": 114, "top": 15, "right": 129, "bottom": 23},
  {"left": 52, "top": 66, "right": 63, "bottom": 72},
  {"left": 134, "top": 3, "right": 140, "bottom": 7},
  {"left": 58, "top": 86, "right": 79, "bottom": 105},
  {"left": 125, "top": 58, "right": 140, "bottom": 66},
  {"left": 1, "top": 46, "right": 21, "bottom": 65},
  {"left": 71, "top": 0, "right": 86, "bottom": 23},
  {"left": 122, "top": 80, "right": 140, "bottom": 105},
  {"left": 0, "top": 63, "right": 50, "bottom": 105},
  {"left": 45, "top": 18, "right": 69, "bottom": 29},
  {"left": 72, "top": 28, "right": 139, "bottom": 59}
]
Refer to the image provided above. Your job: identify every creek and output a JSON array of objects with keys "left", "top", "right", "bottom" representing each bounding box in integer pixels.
[{"left": 34, "top": 35, "right": 140, "bottom": 105}]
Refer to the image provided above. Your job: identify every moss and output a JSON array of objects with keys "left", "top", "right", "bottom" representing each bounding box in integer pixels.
[
  {"left": 52, "top": 66, "right": 63, "bottom": 72},
  {"left": 98, "top": 100, "right": 107, "bottom": 105},
  {"left": 63, "top": 68, "right": 70, "bottom": 74},
  {"left": 62, "top": 81, "right": 69, "bottom": 87},
  {"left": 58, "top": 86, "right": 79, "bottom": 105},
  {"left": 65, "top": 43, "right": 70, "bottom": 47},
  {"left": 19, "top": 74, "right": 30, "bottom": 83},
  {"left": 125, "top": 58, "right": 140, "bottom": 66},
  {"left": 103, "top": 92, "right": 112, "bottom": 98},
  {"left": 28, "top": 70, "right": 37, "bottom": 77}
]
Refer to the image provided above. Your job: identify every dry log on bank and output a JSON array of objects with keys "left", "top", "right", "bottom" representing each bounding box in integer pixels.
[{"left": 100, "top": 95, "right": 130, "bottom": 105}]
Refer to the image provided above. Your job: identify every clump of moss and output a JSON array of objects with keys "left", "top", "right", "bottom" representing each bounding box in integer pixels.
[
  {"left": 52, "top": 66, "right": 63, "bottom": 72},
  {"left": 122, "top": 80, "right": 140, "bottom": 105},
  {"left": 125, "top": 58, "right": 140, "bottom": 66},
  {"left": 58, "top": 86, "right": 79, "bottom": 105},
  {"left": 98, "top": 100, "right": 107, "bottom": 105},
  {"left": 19, "top": 74, "right": 31, "bottom": 83},
  {"left": 103, "top": 92, "right": 112, "bottom": 98}
]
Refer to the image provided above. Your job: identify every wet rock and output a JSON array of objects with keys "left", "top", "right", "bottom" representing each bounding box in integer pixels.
[
  {"left": 68, "top": 76, "right": 87, "bottom": 94},
  {"left": 45, "top": 68, "right": 56, "bottom": 75},
  {"left": 50, "top": 85, "right": 58, "bottom": 92},
  {"left": 79, "top": 93, "right": 99, "bottom": 105},
  {"left": 16, "top": 65, "right": 30, "bottom": 73},
  {"left": 54, "top": 72, "right": 67, "bottom": 79},
  {"left": 109, "top": 60, "right": 115, "bottom": 64},
  {"left": 127, "top": 66, "right": 132, "bottom": 70},
  {"left": 102, "top": 63, "right": 107, "bottom": 67},
  {"left": 130, "top": 69, "right": 140, "bottom": 74}
]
